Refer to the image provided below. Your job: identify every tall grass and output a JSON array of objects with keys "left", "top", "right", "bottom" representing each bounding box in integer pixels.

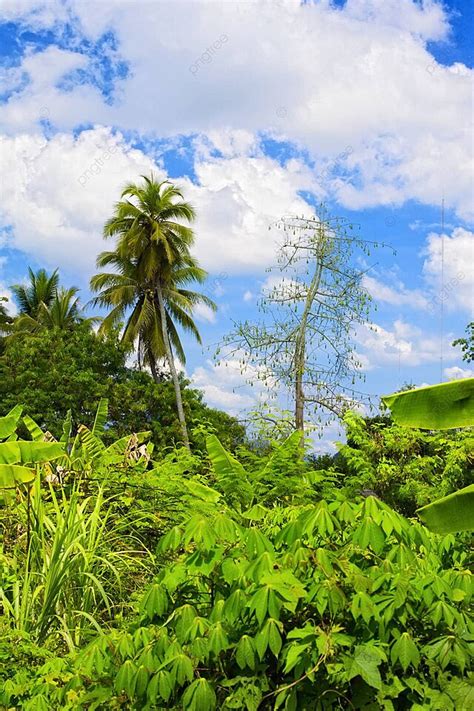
[{"left": 0, "top": 476, "right": 150, "bottom": 649}]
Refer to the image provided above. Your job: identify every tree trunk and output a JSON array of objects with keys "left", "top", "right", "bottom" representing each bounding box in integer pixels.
[
  {"left": 293, "top": 238, "right": 325, "bottom": 434},
  {"left": 294, "top": 331, "right": 306, "bottom": 433},
  {"left": 149, "top": 358, "right": 160, "bottom": 383},
  {"left": 155, "top": 283, "right": 190, "bottom": 450}
]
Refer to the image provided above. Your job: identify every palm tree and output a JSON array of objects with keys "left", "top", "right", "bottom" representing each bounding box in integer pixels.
[
  {"left": 0, "top": 297, "right": 12, "bottom": 335},
  {"left": 14, "top": 286, "right": 88, "bottom": 332},
  {"left": 92, "top": 175, "right": 213, "bottom": 449},
  {"left": 91, "top": 251, "right": 216, "bottom": 448},
  {"left": 11, "top": 267, "right": 59, "bottom": 317},
  {"left": 11, "top": 268, "right": 92, "bottom": 332}
]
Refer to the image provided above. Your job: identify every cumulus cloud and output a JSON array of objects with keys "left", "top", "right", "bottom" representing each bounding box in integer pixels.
[
  {"left": 362, "top": 274, "right": 430, "bottom": 310},
  {"left": 187, "top": 152, "right": 316, "bottom": 273},
  {"left": 0, "top": 126, "right": 317, "bottom": 277},
  {"left": 422, "top": 227, "right": 474, "bottom": 315},
  {"left": 0, "top": 127, "right": 156, "bottom": 276},
  {"left": 444, "top": 365, "right": 474, "bottom": 380},
  {"left": 1, "top": 0, "right": 472, "bottom": 218},
  {"left": 191, "top": 357, "right": 265, "bottom": 415},
  {"left": 355, "top": 318, "right": 456, "bottom": 369}
]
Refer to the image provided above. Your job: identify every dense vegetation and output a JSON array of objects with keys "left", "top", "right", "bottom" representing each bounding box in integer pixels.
[
  {"left": 0, "top": 395, "right": 472, "bottom": 709},
  {"left": 0, "top": 178, "right": 472, "bottom": 708}
]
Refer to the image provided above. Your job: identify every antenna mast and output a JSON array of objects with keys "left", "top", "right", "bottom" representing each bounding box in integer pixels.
[{"left": 440, "top": 197, "right": 445, "bottom": 381}]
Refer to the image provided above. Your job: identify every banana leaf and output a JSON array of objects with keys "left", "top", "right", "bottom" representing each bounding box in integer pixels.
[
  {"left": 417, "top": 484, "right": 474, "bottom": 534},
  {"left": 0, "top": 416, "right": 19, "bottom": 440},
  {"left": 0, "top": 463, "right": 35, "bottom": 488},
  {"left": 382, "top": 378, "right": 474, "bottom": 429},
  {"left": 0, "top": 441, "right": 65, "bottom": 465}
]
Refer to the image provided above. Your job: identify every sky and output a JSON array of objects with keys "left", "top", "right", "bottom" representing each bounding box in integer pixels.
[{"left": 0, "top": 0, "right": 472, "bottom": 449}]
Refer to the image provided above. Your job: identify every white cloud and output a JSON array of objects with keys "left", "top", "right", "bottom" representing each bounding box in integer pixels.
[
  {"left": 188, "top": 152, "right": 316, "bottom": 273},
  {"left": 243, "top": 290, "right": 253, "bottom": 302},
  {"left": 0, "top": 127, "right": 157, "bottom": 276},
  {"left": 355, "top": 318, "right": 456, "bottom": 369},
  {"left": 444, "top": 365, "right": 474, "bottom": 380},
  {"left": 362, "top": 274, "right": 429, "bottom": 310},
  {"left": 193, "top": 302, "right": 217, "bottom": 324},
  {"left": 422, "top": 227, "right": 474, "bottom": 315},
  {"left": 191, "top": 357, "right": 262, "bottom": 415},
  {"left": 1, "top": 0, "right": 472, "bottom": 218},
  {"left": 0, "top": 126, "right": 316, "bottom": 277}
]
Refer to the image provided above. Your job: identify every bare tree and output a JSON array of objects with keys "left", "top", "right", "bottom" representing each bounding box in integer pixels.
[{"left": 220, "top": 207, "right": 391, "bottom": 435}]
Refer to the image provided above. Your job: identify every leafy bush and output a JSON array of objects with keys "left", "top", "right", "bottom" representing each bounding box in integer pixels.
[
  {"left": 3, "top": 491, "right": 472, "bottom": 709},
  {"left": 337, "top": 412, "right": 473, "bottom": 516},
  {"left": 1, "top": 403, "right": 472, "bottom": 710}
]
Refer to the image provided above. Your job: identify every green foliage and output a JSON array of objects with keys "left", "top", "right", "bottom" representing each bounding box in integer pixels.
[
  {"left": 337, "top": 411, "right": 473, "bottom": 515},
  {"left": 382, "top": 378, "right": 474, "bottom": 430},
  {"left": 453, "top": 322, "right": 474, "bottom": 363},
  {"left": 0, "top": 324, "right": 246, "bottom": 454},
  {"left": 0, "top": 406, "right": 472, "bottom": 710},
  {"left": 382, "top": 378, "right": 474, "bottom": 534},
  {"left": 3, "top": 485, "right": 472, "bottom": 709},
  {"left": 418, "top": 484, "right": 474, "bottom": 534}
]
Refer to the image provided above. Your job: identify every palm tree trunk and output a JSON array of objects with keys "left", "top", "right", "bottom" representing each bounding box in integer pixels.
[
  {"left": 155, "top": 283, "right": 190, "bottom": 450},
  {"left": 149, "top": 358, "right": 160, "bottom": 383}
]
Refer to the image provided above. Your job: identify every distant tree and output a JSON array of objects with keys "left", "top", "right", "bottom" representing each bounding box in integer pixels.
[
  {"left": 221, "top": 208, "right": 388, "bottom": 434},
  {"left": 0, "top": 324, "right": 245, "bottom": 453},
  {"left": 11, "top": 267, "right": 59, "bottom": 317},
  {"left": 11, "top": 268, "right": 91, "bottom": 332},
  {"left": 0, "top": 297, "right": 12, "bottom": 332},
  {"left": 453, "top": 322, "right": 474, "bottom": 363}
]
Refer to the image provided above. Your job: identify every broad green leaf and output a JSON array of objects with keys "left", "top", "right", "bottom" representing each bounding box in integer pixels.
[
  {"left": 183, "top": 515, "right": 217, "bottom": 552},
  {"left": 249, "top": 586, "right": 270, "bottom": 626},
  {"left": 22, "top": 415, "right": 45, "bottom": 442},
  {"left": 0, "top": 440, "right": 64, "bottom": 465},
  {"left": 0, "top": 415, "right": 19, "bottom": 440},
  {"left": 417, "top": 484, "right": 474, "bottom": 534},
  {"left": 382, "top": 378, "right": 474, "bottom": 429},
  {"left": 242, "top": 503, "right": 268, "bottom": 521},
  {"left": 353, "top": 516, "right": 385, "bottom": 554},
  {"left": 183, "top": 480, "right": 221, "bottom": 503},
  {"left": 92, "top": 397, "right": 108, "bottom": 436},
  {"left": 134, "top": 665, "right": 149, "bottom": 697},
  {"left": 141, "top": 583, "right": 168, "bottom": 619},
  {"left": 236, "top": 635, "right": 256, "bottom": 670},
  {"left": 206, "top": 434, "right": 253, "bottom": 507},
  {"left": 171, "top": 653, "right": 194, "bottom": 685},
  {"left": 0, "top": 464, "right": 35, "bottom": 488},
  {"left": 61, "top": 409, "right": 72, "bottom": 443},
  {"left": 115, "top": 660, "right": 137, "bottom": 696},
  {"left": 148, "top": 670, "right": 173, "bottom": 703},
  {"left": 208, "top": 622, "right": 229, "bottom": 656},
  {"left": 77, "top": 425, "right": 105, "bottom": 461},
  {"left": 346, "top": 646, "right": 383, "bottom": 690}
]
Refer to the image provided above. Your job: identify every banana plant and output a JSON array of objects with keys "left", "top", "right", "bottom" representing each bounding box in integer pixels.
[
  {"left": 22, "top": 399, "right": 152, "bottom": 475},
  {"left": 382, "top": 378, "right": 474, "bottom": 533},
  {"left": 0, "top": 406, "right": 65, "bottom": 489}
]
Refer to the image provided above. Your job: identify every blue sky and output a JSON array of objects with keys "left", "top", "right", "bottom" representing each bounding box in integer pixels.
[{"left": 0, "top": 0, "right": 472, "bottom": 448}]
